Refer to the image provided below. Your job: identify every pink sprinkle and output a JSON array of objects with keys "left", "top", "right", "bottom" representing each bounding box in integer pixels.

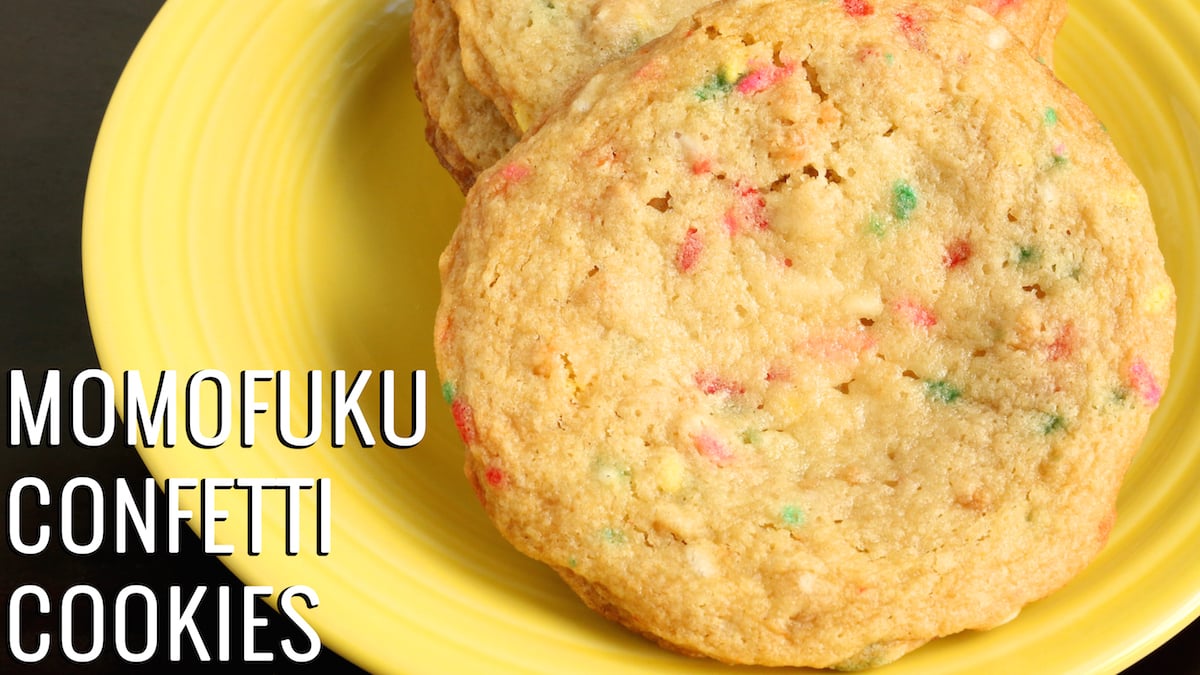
[
  {"left": 451, "top": 399, "right": 477, "bottom": 445},
  {"left": 725, "top": 181, "right": 769, "bottom": 234},
  {"left": 896, "top": 11, "right": 927, "bottom": 51},
  {"left": 436, "top": 314, "right": 455, "bottom": 345},
  {"left": 799, "top": 327, "right": 878, "bottom": 361},
  {"left": 1128, "top": 359, "right": 1163, "bottom": 405},
  {"left": 695, "top": 372, "right": 745, "bottom": 396},
  {"left": 722, "top": 208, "right": 740, "bottom": 235},
  {"left": 944, "top": 239, "right": 972, "bottom": 269},
  {"left": 1047, "top": 323, "right": 1076, "bottom": 361},
  {"left": 500, "top": 161, "right": 531, "bottom": 183},
  {"left": 981, "top": 0, "right": 1021, "bottom": 15},
  {"left": 692, "top": 431, "right": 734, "bottom": 464},
  {"left": 485, "top": 466, "right": 506, "bottom": 488},
  {"left": 857, "top": 46, "right": 882, "bottom": 61},
  {"left": 1053, "top": 142, "right": 1068, "bottom": 157},
  {"left": 766, "top": 365, "right": 791, "bottom": 382},
  {"left": 843, "top": 0, "right": 874, "bottom": 17},
  {"left": 676, "top": 227, "right": 704, "bottom": 272},
  {"left": 895, "top": 299, "right": 937, "bottom": 328},
  {"left": 634, "top": 61, "right": 662, "bottom": 80},
  {"left": 736, "top": 60, "right": 796, "bottom": 95}
]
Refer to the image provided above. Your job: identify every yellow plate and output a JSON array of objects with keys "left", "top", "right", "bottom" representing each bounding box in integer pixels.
[{"left": 83, "top": 1, "right": 1200, "bottom": 672}]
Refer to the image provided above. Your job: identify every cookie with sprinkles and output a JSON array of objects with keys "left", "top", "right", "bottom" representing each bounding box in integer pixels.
[
  {"left": 434, "top": 0, "right": 1173, "bottom": 667},
  {"left": 412, "top": 0, "right": 1068, "bottom": 190}
]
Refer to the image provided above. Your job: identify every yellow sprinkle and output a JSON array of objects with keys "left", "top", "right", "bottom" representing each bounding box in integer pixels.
[
  {"left": 512, "top": 101, "right": 533, "bottom": 133},
  {"left": 657, "top": 454, "right": 685, "bottom": 493},
  {"left": 772, "top": 389, "right": 807, "bottom": 423},
  {"left": 719, "top": 53, "right": 748, "bottom": 85},
  {"left": 997, "top": 145, "right": 1034, "bottom": 170},
  {"left": 632, "top": 12, "right": 653, "bottom": 34},
  {"left": 1145, "top": 283, "right": 1173, "bottom": 314},
  {"left": 1115, "top": 187, "right": 1144, "bottom": 211}
]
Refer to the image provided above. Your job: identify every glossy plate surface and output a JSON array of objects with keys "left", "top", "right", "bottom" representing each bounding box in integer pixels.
[{"left": 83, "top": 1, "right": 1200, "bottom": 672}]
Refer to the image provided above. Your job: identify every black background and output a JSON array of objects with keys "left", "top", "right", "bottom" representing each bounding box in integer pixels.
[{"left": 0, "top": 0, "right": 1195, "bottom": 672}]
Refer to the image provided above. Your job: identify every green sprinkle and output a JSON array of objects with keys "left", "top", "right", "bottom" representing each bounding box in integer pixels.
[
  {"left": 601, "top": 527, "right": 626, "bottom": 544},
  {"left": 592, "top": 457, "right": 631, "bottom": 486},
  {"left": 741, "top": 428, "right": 763, "bottom": 445},
  {"left": 781, "top": 505, "right": 806, "bottom": 527},
  {"left": 1017, "top": 245, "right": 1040, "bottom": 265},
  {"left": 1051, "top": 153, "right": 1070, "bottom": 168},
  {"left": 1043, "top": 107, "right": 1059, "bottom": 126},
  {"left": 868, "top": 213, "right": 888, "bottom": 237},
  {"left": 1036, "top": 56, "right": 1047, "bottom": 65},
  {"left": 891, "top": 180, "right": 918, "bottom": 221},
  {"left": 885, "top": 53, "right": 895, "bottom": 64},
  {"left": 1040, "top": 413, "right": 1065, "bottom": 435},
  {"left": 1111, "top": 386, "right": 1132, "bottom": 405},
  {"left": 925, "top": 380, "right": 962, "bottom": 404},
  {"left": 568, "top": 556, "right": 578, "bottom": 568},
  {"left": 441, "top": 381, "right": 456, "bottom": 404},
  {"left": 834, "top": 642, "right": 891, "bottom": 671},
  {"left": 695, "top": 70, "right": 737, "bottom": 101}
]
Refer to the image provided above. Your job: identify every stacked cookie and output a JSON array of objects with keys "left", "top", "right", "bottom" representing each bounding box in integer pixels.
[
  {"left": 421, "top": 0, "right": 1174, "bottom": 668},
  {"left": 414, "top": 0, "right": 1068, "bottom": 190}
]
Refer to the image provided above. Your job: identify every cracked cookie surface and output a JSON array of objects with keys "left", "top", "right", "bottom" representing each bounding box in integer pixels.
[
  {"left": 413, "top": 0, "right": 1068, "bottom": 189},
  {"left": 434, "top": 0, "right": 1173, "bottom": 666}
]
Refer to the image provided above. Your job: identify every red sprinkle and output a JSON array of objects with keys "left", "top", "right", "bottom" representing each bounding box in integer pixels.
[
  {"left": 485, "top": 466, "right": 506, "bottom": 488},
  {"left": 799, "top": 327, "right": 878, "bottom": 361},
  {"left": 695, "top": 371, "right": 746, "bottom": 396},
  {"left": 895, "top": 299, "right": 937, "bottom": 328},
  {"left": 722, "top": 208, "right": 740, "bottom": 235},
  {"left": 1128, "top": 359, "right": 1163, "bottom": 406},
  {"left": 500, "top": 161, "right": 531, "bottom": 183},
  {"left": 725, "top": 181, "right": 769, "bottom": 234},
  {"left": 634, "top": 61, "right": 662, "bottom": 80},
  {"left": 857, "top": 46, "right": 882, "bottom": 61},
  {"left": 492, "top": 161, "right": 532, "bottom": 195},
  {"left": 691, "top": 158, "right": 712, "bottom": 175},
  {"left": 436, "top": 314, "right": 455, "bottom": 345},
  {"left": 676, "top": 227, "right": 704, "bottom": 272},
  {"left": 983, "top": 0, "right": 1020, "bottom": 15},
  {"left": 896, "top": 11, "right": 927, "bottom": 51},
  {"left": 843, "top": 0, "right": 874, "bottom": 17},
  {"left": 736, "top": 61, "right": 796, "bottom": 95},
  {"left": 451, "top": 398, "right": 477, "bottom": 445},
  {"left": 692, "top": 431, "right": 734, "bottom": 464},
  {"left": 944, "top": 239, "right": 973, "bottom": 269},
  {"left": 1047, "top": 323, "right": 1076, "bottom": 361}
]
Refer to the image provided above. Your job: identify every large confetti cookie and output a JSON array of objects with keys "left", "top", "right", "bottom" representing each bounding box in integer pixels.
[
  {"left": 413, "top": 0, "right": 1068, "bottom": 189},
  {"left": 434, "top": 0, "right": 1174, "bottom": 667}
]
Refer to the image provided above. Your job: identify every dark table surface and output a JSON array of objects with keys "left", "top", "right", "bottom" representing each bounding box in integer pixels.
[{"left": 1, "top": 0, "right": 1196, "bottom": 672}]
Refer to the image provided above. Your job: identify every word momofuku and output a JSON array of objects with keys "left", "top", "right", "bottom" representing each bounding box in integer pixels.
[{"left": 8, "top": 369, "right": 427, "bottom": 449}]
